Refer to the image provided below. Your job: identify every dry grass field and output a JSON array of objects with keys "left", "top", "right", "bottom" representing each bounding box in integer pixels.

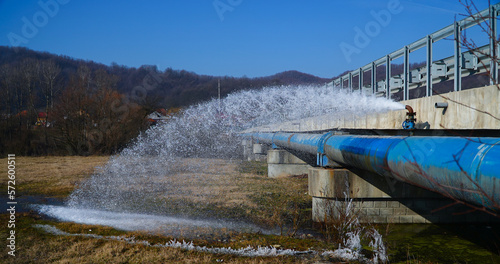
[
  {"left": 0, "top": 156, "right": 110, "bottom": 197},
  {"left": 0, "top": 156, "right": 341, "bottom": 264},
  {"left": 2, "top": 156, "right": 496, "bottom": 263}
]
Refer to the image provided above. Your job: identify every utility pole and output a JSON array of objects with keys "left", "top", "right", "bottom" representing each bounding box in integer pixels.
[{"left": 218, "top": 79, "right": 221, "bottom": 113}]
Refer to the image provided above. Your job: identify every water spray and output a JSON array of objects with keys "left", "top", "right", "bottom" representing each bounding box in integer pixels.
[{"left": 37, "top": 84, "right": 404, "bottom": 262}]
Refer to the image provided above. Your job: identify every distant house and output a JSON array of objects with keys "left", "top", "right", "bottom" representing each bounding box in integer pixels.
[
  {"left": 35, "top": 112, "right": 50, "bottom": 127},
  {"left": 16, "top": 110, "right": 28, "bottom": 118},
  {"left": 147, "top": 109, "right": 169, "bottom": 125}
]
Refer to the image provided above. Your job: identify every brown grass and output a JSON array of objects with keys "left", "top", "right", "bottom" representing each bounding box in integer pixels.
[
  {"left": 0, "top": 156, "right": 332, "bottom": 263},
  {"left": 122, "top": 158, "right": 312, "bottom": 231},
  {"left": 0, "top": 156, "right": 109, "bottom": 197},
  {"left": 0, "top": 213, "right": 310, "bottom": 264}
]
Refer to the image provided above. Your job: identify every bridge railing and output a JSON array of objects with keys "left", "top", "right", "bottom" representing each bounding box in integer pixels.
[{"left": 331, "top": 3, "right": 500, "bottom": 101}]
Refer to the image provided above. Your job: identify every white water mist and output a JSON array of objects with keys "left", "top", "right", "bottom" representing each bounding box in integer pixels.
[
  {"left": 37, "top": 84, "right": 399, "bottom": 261},
  {"left": 65, "top": 85, "right": 404, "bottom": 216}
]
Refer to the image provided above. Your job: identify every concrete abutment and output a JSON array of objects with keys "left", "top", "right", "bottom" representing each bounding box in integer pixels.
[
  {"left": 309, "top": 167, "right": 499, "bottom": 224},
  {"left": 267, "top": 149, "right": 311, "bottom": 178},
  {"left": 242, "top": 140, "right": 267, "bottom": 162},
  {"left": 242, "top": 143, "right": 498, "bottom": 223}
]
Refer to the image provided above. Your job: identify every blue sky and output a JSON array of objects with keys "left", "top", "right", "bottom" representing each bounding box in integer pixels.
[{"left": 0, "top": 0, "right": 497, "bottom": 78}]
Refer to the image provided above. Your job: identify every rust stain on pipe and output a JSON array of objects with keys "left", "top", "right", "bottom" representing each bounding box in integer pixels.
[{"left": 287, "top": 134, "right": 294, "bottom": 147}]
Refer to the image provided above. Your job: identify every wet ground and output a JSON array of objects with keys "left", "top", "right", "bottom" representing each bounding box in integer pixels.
[
  {"left": 24, "top": 195, "right": 500, "bottom": 263},
  {"left": 0, "top": 194, "right": 64, "bottom": 213},
  {"left": 386, "top": 224, "right": 500, "bottom": 263},
  {"left": 4, "top": 156, "right": 500, "bottom": 263}
]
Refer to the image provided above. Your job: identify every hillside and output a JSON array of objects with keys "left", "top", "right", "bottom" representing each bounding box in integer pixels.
[
  {"left": 0, "top": 46, "right": 331, "bottom": 156},
  {"left": 0, "top": 46, "right": 331, "bottom": 109}
]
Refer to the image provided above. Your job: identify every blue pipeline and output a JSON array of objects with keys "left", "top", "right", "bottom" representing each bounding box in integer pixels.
[{"left": 245, "top": 132, "right": 500, "bottom": 212}]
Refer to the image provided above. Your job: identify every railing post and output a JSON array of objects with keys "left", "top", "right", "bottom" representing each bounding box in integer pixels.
[
  {"left": 358, "top": 68, "right": 363, "bottom": 94},
  {"left": 386, "top": 55, "right": 391, "bottom": 99},
  {"left": 454, "top": 21, "right": 462, "bottom": 91},
  {"left": 403, "top": 46, "right": 409, "bottom": 100},
  {"left": 348, "top": 72, "right": 353, "bottom": 92},
  {"left": 426, "top": 35, "right": 433, "bottom": 97},
  {"left": 490, "top": 5, "right": 498, "bottom": 85},
  {"left": 371, "top": 62, "right": 376, "bottom": 94}
]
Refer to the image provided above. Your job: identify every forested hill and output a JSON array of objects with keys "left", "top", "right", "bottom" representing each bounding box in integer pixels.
[
  {"left": 0, "top": 46, "right": 331, "bottom": 156},
  {"left": 0, "top": 46, "right": 331, "bottom": 109}
]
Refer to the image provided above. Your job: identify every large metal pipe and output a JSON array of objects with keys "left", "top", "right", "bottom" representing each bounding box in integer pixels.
[{"left": 245, "top": 132, "right": 500, "bottom": 212}]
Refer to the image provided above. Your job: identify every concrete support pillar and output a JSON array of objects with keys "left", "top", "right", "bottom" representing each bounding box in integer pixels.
[
  {"left": 241, "top": 139, "right": 253, "bottom": 161},
  {"left": 309, "top": 167, "right": 499, "bottom": 224},
  {"left": 267, "top": 149, "right": 311, "bottom": 178},
  {"left": 252, "top": 143, "right": 267, "bottom": 162},
  {"left": 241, "top": 141, "right": 267, "bottom": 162}
]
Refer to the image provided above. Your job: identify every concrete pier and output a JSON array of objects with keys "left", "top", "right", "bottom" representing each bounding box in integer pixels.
[
  {"left": 242, "top": 140, "right": 267, "bottom": 162},
  {"left": 242, "top": 142, "right": 499, "bottom": 223},
  {"left": 309, "top": 167, "right": 499, "bottom": 224},
  {"left": 267, "top": 149, "right": 311, "bottom": 178}
]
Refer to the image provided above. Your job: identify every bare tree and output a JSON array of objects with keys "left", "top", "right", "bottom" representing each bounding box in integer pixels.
[
  {"left": 19, "top": 58, "right": 40, "bottom": 129},
  {"left": 40, "top": 59, "right": 61, "bottom": 114},
  {"left": 53, "top": 64, "right": 93, "bottom": 155},
  {"left": 53, "top": 66, "right": 146, "bottom": 155},
  {"left": 0, "top": 64, "right": 13, "bottom": 116},
  {"left": 0, "top": 64, "right": 15, "bottom": 142},
  {"left": 88, "top": 69, "right": 146, "bottom": 153},
  {"left": 77, "top": 64, "right": 92, "bottom": 89},
  {"left": 457, "top": 0, "right": 499, "bottom": 88},
  {"left": 435, "top": 1, "right": 500, "bottom": 125}
]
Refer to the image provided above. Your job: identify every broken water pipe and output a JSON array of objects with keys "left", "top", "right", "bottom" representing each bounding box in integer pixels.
[{"left": 402, "top": 105, "right": 416, "bottom": 130}]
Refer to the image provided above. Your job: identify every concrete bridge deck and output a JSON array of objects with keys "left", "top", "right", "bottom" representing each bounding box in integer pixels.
[
  {"left": 244, "top": 85, "right": 500, "bottom": 133},
  {"left": 242, "top": 85, "right": 500, "bottom": 224}
]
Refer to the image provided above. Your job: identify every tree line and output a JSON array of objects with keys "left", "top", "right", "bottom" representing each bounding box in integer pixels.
[
  {"left": 0, "top": 46, "right": 331, "bottom": 156},
  {"left": 0, "top": 58, "right": 147, "bottom": 156}
]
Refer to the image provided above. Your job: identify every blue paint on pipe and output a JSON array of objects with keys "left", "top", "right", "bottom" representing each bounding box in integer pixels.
[
  {"left": 243, "top": 132, "right": 500, "bottom": 212},
  {"left": 383, "top": 136, "right": 500, "bottom": 210}
]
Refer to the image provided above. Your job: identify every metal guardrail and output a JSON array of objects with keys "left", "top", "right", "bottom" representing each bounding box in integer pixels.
[{"left": 331, "top": 3, "right": 500, "bottom": 101}]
